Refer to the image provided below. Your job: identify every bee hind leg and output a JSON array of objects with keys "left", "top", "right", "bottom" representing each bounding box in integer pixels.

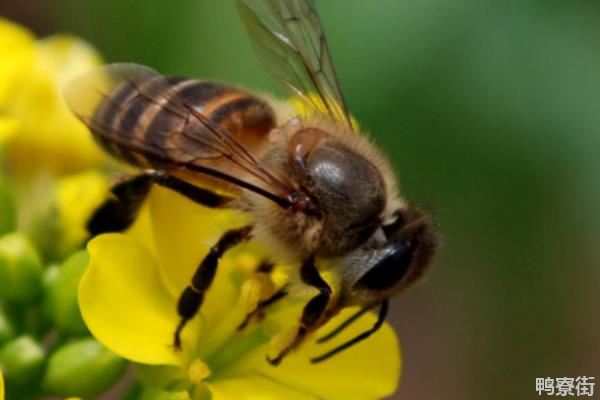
[
  {"left": 88, "top": 170, "right": 232, "bottom": 236},
  {"left": 173, "top": 225, "right": 253, "bottom": 350},
  {"left": 267, "top": 257, "right": 331, "bottom": 366}
]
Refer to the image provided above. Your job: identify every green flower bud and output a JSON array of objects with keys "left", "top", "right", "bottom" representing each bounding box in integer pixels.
[
  {"left": 0, "top": 176, "right": 17, "bottom": 235},
  {"left": 41, "top": 264, "right": 60, "bottom": 291},
  {"left": 44, "top": 251, "right": 88, "bottom": 334},
  {"left": 0, "top": 310, "right": 16, "bottom": 345},
  {"left": 0, "top": 336, "right": 46, "bottom": 386},
  {"left": 27, "top": 206, "right": 61, "bottom": 264},
  {"left": 134, "top": 363, "right": 186, "bottom": 389},
  {"left": 43, "top": 338, "right": 126, "bottom": 397},
  {"left": 140, "top": 388, "right": 191, "bottom": 400},
  {"left": 0, "top": 233, "right": 43, "bottom": 303}
]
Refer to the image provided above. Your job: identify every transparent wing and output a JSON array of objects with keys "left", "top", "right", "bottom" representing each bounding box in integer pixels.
[
  {"left": 236, "top": 0, "right": 353, "bottom": 129},
  {"left": 63, "top": 63, "right": 293, "bottom": 207}
]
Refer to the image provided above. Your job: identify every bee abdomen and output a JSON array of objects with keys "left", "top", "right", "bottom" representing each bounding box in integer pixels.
[{"left": 93, "top": 76, "right": 276, "bottom": 168}]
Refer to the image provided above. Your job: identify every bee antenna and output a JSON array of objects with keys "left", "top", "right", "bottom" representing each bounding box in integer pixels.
[
  {"left": 310, "top": 299, "right": 389, "bottom": 363},
  {"left": 316, "top": 304, "right": 376, "bottom": 343}
]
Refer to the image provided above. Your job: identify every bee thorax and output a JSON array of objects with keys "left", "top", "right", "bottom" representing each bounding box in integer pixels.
[
  {"left": 304, "top": 140, "right": 386, "bottom": 257},
  {"left": 254, "top": 137, "right": 387, "bottom": 260}
]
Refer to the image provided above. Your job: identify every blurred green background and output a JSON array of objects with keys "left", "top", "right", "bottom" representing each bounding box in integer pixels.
[{"left": 2, "top": 0, "right": 599, "bottom": 398}]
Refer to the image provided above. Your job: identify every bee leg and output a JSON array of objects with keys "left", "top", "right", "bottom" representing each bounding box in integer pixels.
[
  {"left": 310, "top": 300, "right": 389, "bottom": 363},
  {"left": 267, "top": 257, "right": 331, "bottom": 366},
  {"left": 173, "top": 226, "right": 253, "bottom": 350},
  {"left": 237, "top": 286, "right": 289, "bottom": 331},
  {"left": 150, "top": 172, "right": 232, "bottom": 208},
  {"left": 88, "top": 171, "right": 231, "bottom": 236},
  {"left": 87, "top": 173, "right": 154, "bottom": 236}
]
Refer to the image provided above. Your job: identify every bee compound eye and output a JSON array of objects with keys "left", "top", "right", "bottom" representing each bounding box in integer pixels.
[{"left": 356, "top": 242, "right": 413, "bottom": 290}]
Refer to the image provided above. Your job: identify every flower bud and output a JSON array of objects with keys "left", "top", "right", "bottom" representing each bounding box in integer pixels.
[
  {"left": 133, "top": 363, "right": 185, "bottom": 389},
  {"left": 0, "top": 310, "right": 16, "bottom": 345},
  {"left": 44, "top": 251, "right": 88, "bottom": 334},
  {"left": 0, "top": 336, "right": 46, "bottom": 386},
  {"left": 139, "top": 388, "right": 191, "bottom": 400},
  {"left": 29, "top": 171, "right": 108, "bottom": 261},
  {"left": 0, "top": 233, "right": 43, "bottom": 302},
  {"left": 0, "top": 176, "right": 17, "bottom": 235},
  {"left": 42, "top": 264, "right": 60, "bottom": 290},
  {"left": 43, "top": 338, "right": 126, "bottom": 397}
]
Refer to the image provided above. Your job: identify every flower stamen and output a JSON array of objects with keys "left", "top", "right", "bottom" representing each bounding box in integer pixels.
[
  {"left": 239, "top": 275, "right": 277, "bottom": 313},
  {"left": 187, "top": 358, "right": 212, "bottom": 384}
]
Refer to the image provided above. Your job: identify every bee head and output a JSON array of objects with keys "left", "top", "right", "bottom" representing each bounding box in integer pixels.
[{"left": 343, "top": 208, "right": 438, "bottom": 304}]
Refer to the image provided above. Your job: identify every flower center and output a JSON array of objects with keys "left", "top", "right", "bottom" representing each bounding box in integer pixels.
[{"left": 187, "top": 358, "right": 212, "bottom": 384}]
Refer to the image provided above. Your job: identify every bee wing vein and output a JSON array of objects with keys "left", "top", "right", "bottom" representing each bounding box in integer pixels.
[
  {"left": 237, "top": 0, "right": 353, "bottom": 129},
  {"left": 65, "top": 63, "right": 293, "bottom": 203}
]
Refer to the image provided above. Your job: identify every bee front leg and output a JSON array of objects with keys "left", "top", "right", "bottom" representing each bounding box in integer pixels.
[
  {"left": 267, "top": 257, "right": 331, "bottom": 366},
  {"left": 87, "top": 173, "right": 154, "bottom": 235},
  {"left": 173, "top": 225, "right": 253, "bottom": 350}
]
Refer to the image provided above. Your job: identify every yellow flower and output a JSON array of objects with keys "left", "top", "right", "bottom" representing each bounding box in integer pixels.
[
  {"left": 0, "top": 18, "right": 104, "bottom": 174},
  {"left": 54, "top": 171, "right": 109, "bottom": 255},
  {"left": 21, "top": 170, "right": 109, "bottom": 261},
  {"left": 79, "top": 187, "right": 401, "bottom": 399},
  {"left": 0, "top": 117, "right": 18, "bottom": 149},
  {"left": 0, "top": 19, "right": 32, "bottom": 152},
  {"left": 0, "top": 369, "right": 3, "bottom": 400},
  {"left": 0, "top": 18, "right": 35, "bottom": 108}
]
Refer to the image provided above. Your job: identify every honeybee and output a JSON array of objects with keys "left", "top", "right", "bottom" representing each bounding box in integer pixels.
[{"left": 65, "top": 0, "right": 437, "bottom": 365}]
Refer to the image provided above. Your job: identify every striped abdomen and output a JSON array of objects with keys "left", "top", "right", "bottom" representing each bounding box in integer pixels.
[{"left": 92, "top": 76, "right": 276, "bottom": 170}]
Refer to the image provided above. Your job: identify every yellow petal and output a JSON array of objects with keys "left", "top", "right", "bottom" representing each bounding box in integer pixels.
[
  {"left": 263, "top": 308, "right": 401, "bottom": 400},
  {"left": 37, "top": 34, "right": 103, "bottom": 90},
  {"left": 0, "top": 18, "right": 36, "bottom": 107},
  {"left": 0, "top": 369, "right": 4, "bottom": 400},
  {"left": 55, "top": 171, "right": 109, "bottom": 255},
  {"left": 6, "top": 34, "right": 104, "bottom": 173},
  {"left": 0, "top": 117, "right": 18, "bottom": 147},
  {"left": 79, "top": 234, "right": 182, "bottom": 366},
  {"left": 127, "top": 204, "right": 157, "bottom": 258},
  {"left": 147, "top": 187, "right": 249, "bottom": 336},
  {"left": 207, "top": 302, "right": 400, "bottom": 399},
  {"left": 208, "top": 375, "right": 317, "bottom": 400}
]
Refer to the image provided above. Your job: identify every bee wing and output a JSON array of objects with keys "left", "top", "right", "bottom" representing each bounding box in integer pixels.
[
  {"left": 236, "top": 0, "right": 353, "bottom": 129},
  {"left": 64, "top": 63, "right": 294, "bottom": 208}
]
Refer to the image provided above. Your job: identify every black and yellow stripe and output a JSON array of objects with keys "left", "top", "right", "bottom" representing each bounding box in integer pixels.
[{"left": 92, "top": 77, "right": 276, "bottom": 169}]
